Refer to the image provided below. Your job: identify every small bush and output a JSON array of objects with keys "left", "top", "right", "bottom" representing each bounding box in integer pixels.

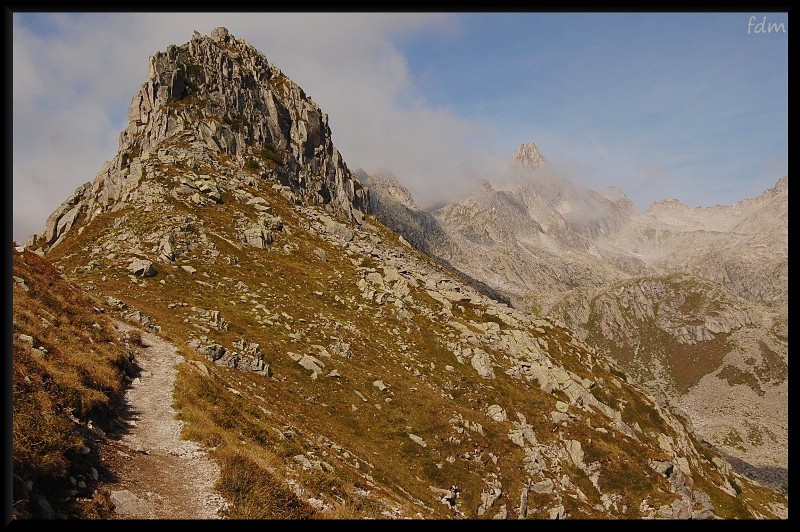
[{"left": 244, "top": 158, "right": 260, "bottom": 172}]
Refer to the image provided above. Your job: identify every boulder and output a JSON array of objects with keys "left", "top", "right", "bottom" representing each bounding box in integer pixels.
[
  {"left": 548, "top": 505, "right": 565, "bottom": 520},
  {"left": 408, "top": 434, "right": 427, "bottom": 448},
  {"left": 241, "top": 225, "right": 273, "bottom": 249},
  {"left": 531, "top": 478, "right": 554, "bottom": 494},
  {"left": 129, "top": 258, "right": 157, "bottom": 277},
  {"left": 324, "top": 218, "right": 354, "bottom": 243},
  {"left": 471, "top": 348, "right": 495, "bottom": 379},
  {"left": 109, "top": 489, "right": 153, "bottom": 516},
  {"left": 487, "top": 404, "right": 507, "bottom": 422},
  {"left": 565, "top": 439, "right": 584, "bottom": 468},
  {"left": 298, "top": 354, "right": 325, "bottom": 375},
  {"left": 200, "top": 343, "right": 226, "bottom": 361}
]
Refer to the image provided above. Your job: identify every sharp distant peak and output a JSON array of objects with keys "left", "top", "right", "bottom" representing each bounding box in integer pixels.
[{"left": 513, "top": 141, "right": 545, "bottom": 169}]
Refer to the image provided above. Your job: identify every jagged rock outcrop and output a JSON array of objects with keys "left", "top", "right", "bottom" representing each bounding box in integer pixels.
[
  {"left": 33, "top": 27, "right": 368, "bottom": 250},
  {"left": 513, "top": 142, "right": 545, "bottom": 169}
]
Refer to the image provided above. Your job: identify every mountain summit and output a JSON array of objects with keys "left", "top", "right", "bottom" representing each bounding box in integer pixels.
[
  {"left": 34, "top": 27, "right": 367, "bottom": 252},
  {"left": 513, "top": 141, "right": 545, "bottom": 169}
]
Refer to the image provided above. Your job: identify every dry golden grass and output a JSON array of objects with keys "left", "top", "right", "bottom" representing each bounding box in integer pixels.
[{"left": 12, "top": 245, "right": 131, "bottom": 518}]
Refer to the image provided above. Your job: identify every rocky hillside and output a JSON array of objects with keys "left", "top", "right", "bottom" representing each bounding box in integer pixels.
[
  {"left": 364, "top": 143, "right": 788, "bottom": 493},
  {"left": 644, "top": 176, "right": 788, "bottom": 307},
  {"left": 20, "top": 28, "right": 788, "bottom": 519},
  {"left": 29, "top": 26, "right": 367, "bottom": 255},
  {"left": 549, "top": 274, "right": 788, "bottom": 491}
]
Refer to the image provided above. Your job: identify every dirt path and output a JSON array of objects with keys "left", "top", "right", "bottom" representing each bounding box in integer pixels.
[{"left": 99, "top": 324, "right": 227, "bottom": 519}]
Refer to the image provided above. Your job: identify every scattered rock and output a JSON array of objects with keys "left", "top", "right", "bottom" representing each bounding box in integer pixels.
[
  {"left": 531, "top": 478, "right": 554, "bottom": 494},
  {"left": 33, "top": 494, "right": 55, "bottom": 519},
  {"left": 487, "top": 404, "right": 507, "bottom": 422},
  {"left": 313, "top": 247, "right": 327, "bottom": 262},
  {"left": 548, "top": 505, "right": 565, "bottom": 520},
  {"left": 408, "top": 434, "right": 427, "bottom": 448},
  {"left": 110, "top": 489, "right": 153, "bottom": 516},
  {"left": 18, "top": 334, "right": 34, "bottom": 345}
]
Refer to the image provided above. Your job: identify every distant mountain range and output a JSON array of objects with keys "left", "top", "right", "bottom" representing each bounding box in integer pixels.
[{"left": 363, "top": 143, "right": 787, "bottom": 492}]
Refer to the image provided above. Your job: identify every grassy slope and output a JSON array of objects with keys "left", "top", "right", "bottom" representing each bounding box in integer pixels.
[
  {"left": 40, "top": 139, "right": 786, "bottom": 519},
  {"left": 12, "top": 246, "right": 134, "bottom": 519}
]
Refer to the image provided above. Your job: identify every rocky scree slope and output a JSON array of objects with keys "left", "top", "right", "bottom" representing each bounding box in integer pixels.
[
  {"left": 27, "top": 28, "right": 787, "bottom": 519},
  {"left": 363, "top": 144, "right": 788, "bottom": 493}
]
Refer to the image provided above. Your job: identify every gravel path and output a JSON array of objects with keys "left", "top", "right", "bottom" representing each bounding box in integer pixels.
[{"left": 100, "top": 324, "right": 227, "bottom": 519}]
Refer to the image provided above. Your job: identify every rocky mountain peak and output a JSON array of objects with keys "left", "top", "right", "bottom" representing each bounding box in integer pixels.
[
  {"left": 514, "top": 142, "right": 544, "bottom": 169},
  {"left": 513, "top": 142, "right": 545, "bottom": 169},
  {"left": 34, "top": 27, "right": 368, "bottom": 250},
  {"left": 600, "top": 186, "right": 626, "bottom": 202},
  {"left": 763, "top": 175, "right": 787, "bottom": 199},
  {"left": 647, "top": 198, "right": 688, "bottom": 214}
]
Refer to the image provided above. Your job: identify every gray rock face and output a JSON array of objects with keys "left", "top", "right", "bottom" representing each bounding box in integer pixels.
[
  {"left": 43, "top": 183, "right": 91, "bottom": 248},
  {"left": 34, "top": 26, "right": 369, "bottom": 251},
  {"left": 128, "top": 28, "right": 367, "bottom": 220},
  {"left": 470, "top": 348, "right": 495, "bottom": 379}
]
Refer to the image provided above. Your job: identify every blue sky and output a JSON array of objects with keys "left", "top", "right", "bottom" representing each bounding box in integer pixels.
[
  {"left": 12, "top": 12, "right": 788, "bottom": 242},
  {"left": 396, "top": 13, "right": 788, "bottom": 205}
]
